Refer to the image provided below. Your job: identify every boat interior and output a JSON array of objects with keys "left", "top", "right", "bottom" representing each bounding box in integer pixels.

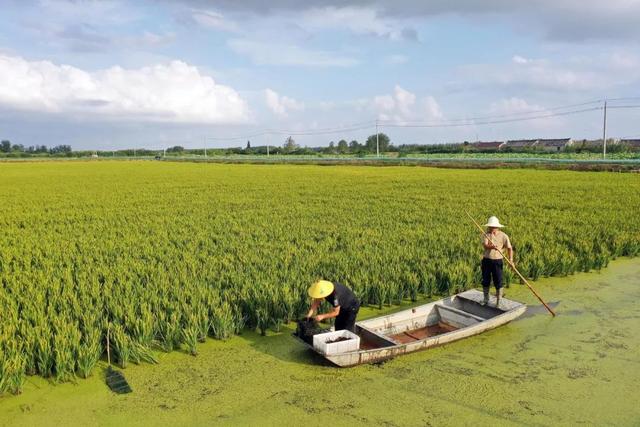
[{"left": 355, "top": 291, "right": 508, "bottom": 350}]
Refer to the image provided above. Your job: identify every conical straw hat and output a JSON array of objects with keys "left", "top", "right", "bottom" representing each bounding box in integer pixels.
[{"left": 308, "top": 280, "right": 334, "bottom": 298}]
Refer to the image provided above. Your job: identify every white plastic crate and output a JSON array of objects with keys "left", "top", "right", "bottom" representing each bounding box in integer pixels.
[{"left": 313, "top": 330, "right": 360, "bottom": 355}]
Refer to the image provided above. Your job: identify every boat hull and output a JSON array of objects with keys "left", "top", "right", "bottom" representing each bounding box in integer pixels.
[{"left": 295, "top": 289, "right": 527, "bottom": 367}]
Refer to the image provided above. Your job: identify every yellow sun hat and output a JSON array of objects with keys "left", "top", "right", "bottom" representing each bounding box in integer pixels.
[{"left": 308, "top": 280, "right": 334, "bottom": 299}]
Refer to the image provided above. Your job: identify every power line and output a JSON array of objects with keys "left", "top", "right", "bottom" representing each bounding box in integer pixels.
[
  {"left": 205, "top": 131, "right": 269, "bottom": 141},
  {"left": 607, "top": 105, "right": 640, "bottom": 110},
  {"left": 602, "top": 97, "right": 640, "bottom": 102},
  {"left": 271, "top": 120, "right": 374, "bottom": 134},
  {"left": 375, "top": 97, "right": 636, "bottom": 126},
  {"left": 200, "top": 97, "right": 637, "bottom": 143},
  {"left": 380, "top": 107, "right": 602, "bottom": 128},
  {"left": 378, "top": 99, "right": 604, "bottom": 125},
  {"left": 204, "top": 121, "right": 375, "bottom": 141},
  {"left": 277, "top": 123, "right": 374, "bottom": 136}
]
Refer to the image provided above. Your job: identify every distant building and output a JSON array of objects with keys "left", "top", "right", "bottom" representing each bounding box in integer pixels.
[
  {"left": 504, "top": 139, "right": 539, "bottom": 150},
  {"left": 620, "top": 139, "right": 640, "bottom": 151},
  {"left": 503, "top": 138, "right": 573, "bottom": 152},
  {"left": 537, "top": 138, "right": 573, "bottom": 152},
  {"left": 470, "top": 141, "right": 505, "bottom": 151}
]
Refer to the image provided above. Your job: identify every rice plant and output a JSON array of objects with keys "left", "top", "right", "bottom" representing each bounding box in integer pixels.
[{"left": 0, "top": 161, "right": 638, "bottom": 394}]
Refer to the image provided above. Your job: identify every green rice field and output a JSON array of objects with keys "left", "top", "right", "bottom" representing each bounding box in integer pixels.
[{"left": 0, "top": 161, "right": 639, "bottom": 395}]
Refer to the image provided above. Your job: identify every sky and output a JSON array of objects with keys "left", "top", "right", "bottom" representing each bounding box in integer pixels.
[{"left": 0, "top": 0, "right": 639, "bottom": 150}]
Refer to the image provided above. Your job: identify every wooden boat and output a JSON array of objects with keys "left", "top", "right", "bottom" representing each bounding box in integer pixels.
[{"left": 294, "top": 289, "right": 526, "bottom": 367}]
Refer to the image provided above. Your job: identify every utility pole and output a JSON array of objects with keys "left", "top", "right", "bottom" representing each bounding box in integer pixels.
[
  {"left": 204, "top": 136, "right": 207, "bottom": 158},
  {"left": 602, "top": 100, "right": 608, "bottom": 159},
  {"left": 376, "top": 119, "right": 380, "bottom": 158}
]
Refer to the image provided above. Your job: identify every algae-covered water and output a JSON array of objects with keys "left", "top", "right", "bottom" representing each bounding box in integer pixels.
[{"left": 2, "top": 259, "right": 639, "bottom": 426}]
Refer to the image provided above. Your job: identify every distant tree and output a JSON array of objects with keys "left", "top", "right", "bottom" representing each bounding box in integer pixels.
[
  {"left": 246, "top": 140, "right": 251, "bottom": 149},
  {"left": 166, "top": 146, "right": 184, "bottom": 153},
  {"left": 0, "top": 140, "right": 11, "bottom": 153},
  {"left": 11, "top": 144, "right": 25, "bottom": 152},
  {"left": 50, "top": 145, "right": 72, "bottom": 154},
  {"left": 349, "top": 140, "right": 361, "bottom": 151},
  {"left": 297, "top": 146, "right": 315, "bottom": 155},
  {"left": 365, "top": 133, "right": 390, "bottom": 153},
  {"left": 283, "top": 136, "right": 298, "bottom": 153},
  {"left": 337, "top": 139, "right": 349, "bottom": 154},
  {"left": 325, "top": 141, "right": 337, "bottom": 154},
  {"left": 27, "top": 145, "right": 48, "bottom": 153}
]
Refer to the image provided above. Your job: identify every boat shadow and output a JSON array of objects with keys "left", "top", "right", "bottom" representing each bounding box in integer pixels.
[{"left": 241, "top": 324, "right": 335, "bottom": 368}]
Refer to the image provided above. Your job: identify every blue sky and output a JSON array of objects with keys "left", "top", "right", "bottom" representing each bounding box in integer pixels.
[{"left": 0, "top": 0, "right": 639, "bottom": 150}]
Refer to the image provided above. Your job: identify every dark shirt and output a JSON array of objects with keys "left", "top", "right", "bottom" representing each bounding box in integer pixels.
[{"left": 324, "top": 282, "right": 358, "bottom": 310}]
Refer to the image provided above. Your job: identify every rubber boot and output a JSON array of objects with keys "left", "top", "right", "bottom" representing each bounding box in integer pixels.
[
  {"left": 496, "top": 288, "right": 504, "bottom": 308},
  {"left": 482, "top": 287, "right": 490, "bottom": 306}
]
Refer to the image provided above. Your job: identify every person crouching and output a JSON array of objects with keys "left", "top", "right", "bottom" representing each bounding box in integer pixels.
[{"left": 306, "top": 280, "right": 360, "bottom": 332}]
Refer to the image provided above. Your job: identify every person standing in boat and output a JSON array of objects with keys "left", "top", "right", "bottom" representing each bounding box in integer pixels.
[
  {"left": 306, "top": 280, "right": 360, "bottom": 332},
  {"left": 481, "top": 216, "right": 513, "bottom": 307}
]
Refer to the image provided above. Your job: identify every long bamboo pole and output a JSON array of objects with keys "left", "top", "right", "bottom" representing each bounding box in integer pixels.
[{"left": 466, "top": 212, "right": 556, "bottom": 317}]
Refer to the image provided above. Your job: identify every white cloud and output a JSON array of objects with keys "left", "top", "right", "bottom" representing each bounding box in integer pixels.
[
  {"left": 512, "top": 55, "right": 530, "bottom": 64},
  {"left": 190, "top": 9, "right": 239, "bottom": 32},
  {"left": 0, "top": 54, "right": 249, "bottom": 123},
  {"left": 607, "top": 52, "right": 640, "bottom": 70},
  {"left": 457, "top": 58, "right": 600, "bottom": 92},
  {"left": 25, "top": 21, "right": 176, "bottom": 53},
  {"left": 489, "top": 97, "right": 545, "bottom": 115},
  {"left": 38, "top": 0, "right": 137, "bottom": 26},
  {"left": 423, "top": 96, "right": 443, "bottom": 121},
  {"left": 318, "top": 101, "right": 337, "bottom": 111},
  {"left": 227, "top": 39, "right": 358, "bottom": 67},
  {"left": 506, "top": 60, "right": 596, "bottom": 90},
  {"left": 373, "top": 85, "right": 443, "bottom": 123},
  {"left": 301, "top": 6, "right": 417, "bottom": 41},
  {"left": 487, "top": 97, "right": 564, "bottom": 131},
  {"left": 456, "top": 50, "right": 640, "bottom": 94},
  {"left": 264, "top": 88, "right": 304, "bottom": 118},
  {"left": 204, "top": 1, "right": 640, "bottom": 42}
]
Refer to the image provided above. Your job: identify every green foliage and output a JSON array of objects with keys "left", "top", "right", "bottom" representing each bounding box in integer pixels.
[
  {"left": 283, "top": 136, "right": 299, "bottom": 153},
  {"left": 365, "top": 133, "right": 390, "bottom": 153},
  {"left": 337, "top": 139, "right": 349, "bottom": 154},
  {"left": 77, "top": 329, "right": 101, "bottom": 379},
  {"left": 0, "top": 162, "right": 638, "bottom": 394}
]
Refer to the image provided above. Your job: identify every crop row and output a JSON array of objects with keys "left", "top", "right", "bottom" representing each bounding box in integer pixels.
[{"left": 0, "top": 162, "right": 638, "bottom": 394}]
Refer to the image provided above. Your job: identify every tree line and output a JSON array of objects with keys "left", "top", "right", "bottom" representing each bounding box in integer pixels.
[
  {"left": 2, "top": 134, "right": 638, "bottom": 159},
  {"left": 1, "top": 140, "right": 72, "bottom": 157}
]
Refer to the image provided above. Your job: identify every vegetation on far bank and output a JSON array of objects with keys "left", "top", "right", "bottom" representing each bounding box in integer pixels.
[{"left": 2, "top": 133, "right": 639, "bottom": 160}]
